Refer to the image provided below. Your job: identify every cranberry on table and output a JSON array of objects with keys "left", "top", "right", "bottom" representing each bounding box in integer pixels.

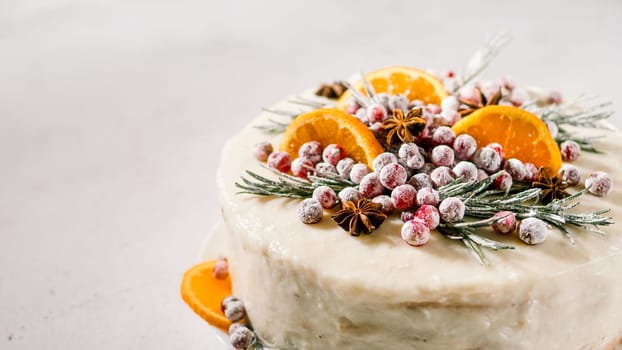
[
  {"left": 523, "top": 162, "right": 539, "bottom": 182},
  {"left": 253, "top": 141, "right": 273, "bottom": 162},
  {"left": 409, "top": 173, "right": 433, "bottom": 190},
  {"left": 298, "top": 141, "right": 322, "bottom": 164},
  {"left": 315, "top": 162, "right": 337, "bottom": 176},
  {"left": 267, "top": 151, "right": 292, "bottom": 173},
  {"left": 391, "top": 184, "right": 417, "bottom": 210},
  {"left": 349, "top": 164, "right": 371, "bottom": 184},
  {"left": 492, "top": 211, "right": 517, "bottom": 235},
  {"left": 560, "top": 140, "right": 581, "bottom": 162},
  {"left": 439, "top": 197, "right": 465, "bottom": 223},
  {"left": 415, "top": 204, "right": 440, "bottom": 230},
  {"left": 400, "top": 210, "right": 416, "bottom": 223},
  {"left": 297, "top": 198, "right": 324, "bottom": 224},
  {"left": 223, "top": 298, "right": 246, "bottom": 322},
  {"left": 312, "top": 186, "right": 337, "bottom": 209},
  {"left": 518, "top": 217, "right": 548, "bottom": 245},
  {"left": 367, "top": 103, "right": 388, "bottom": 123},
  {"left": 430, "top": 166, "right": 456, "bottom": 188},
  {"left": 338, "top": 187, "right": 362, "bottom": 203},
  {"left": 359, "top": 172, "right": 385, "bottom": 198},
  {"left": 322, "top": 144, "right": 346, "bottom": 166},
  {"left": 401, "top": 219, "right": 431, "bottom": 246},
  {"left": 585, "top": 171, "right": 613, "bottom": 197},
  {"left": 346, "top": 98, "right": 361, "bottom": 115},
  {"left": 453, "top": 134, "right": 477, "bottom": 161},
  {"left": 212, "top": 257, "right": 229, "bottom": 280},
  {"left": 373, "top": 152, "right": 398, "bottom": 172},
  {"left": 485, "top": 142, "right": 505, "bottom": 160},
  {"left": 503, "top": 158, "right": 526, "bottom": 181},
  {"left": 372, "top": 195, "right": 394, "bottom": 214},
  {"left": 379, "top": 163, "right": 408, "bottom": 190},
  {"left": 559, "top": 164, "right": 581, "bottom": 187},
  {"left": 477, "top": 169, "right": 489, "bottom": 181},
  {"left": 453, "top": 161, "right": 478, "bottom": 182},
  {"left": 431, "top": 145, "right": 455, "bottom": 167},
  {"left": 291, "top": 157, "right": 314, "bottom": 178},
  {"left": 398, "top": 143, "right": 420, "bottom": 162}
]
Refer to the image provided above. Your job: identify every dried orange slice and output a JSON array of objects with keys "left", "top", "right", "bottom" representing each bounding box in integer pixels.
[
  {"left": 451, "top": 105, "right": 562, "bottom": 172},
  {"left": 181, "top": 260, "right": 232, "bottom": 331},
  {"left": 336, "top": 66, "right": 448, "bottom": 110},
  {"left": 280, "top": 108, "right": 384, "bottom": 169}
]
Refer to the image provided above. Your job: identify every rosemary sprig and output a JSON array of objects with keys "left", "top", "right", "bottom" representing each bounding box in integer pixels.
[
  {"left": 453, "top": 32, "right": 512, "bottom": 93},
  {"left": 438, "top": 220, "right": 515, "bottom": 266},
  {"left": 254, "top": 108, "right": 299, "bottom": 134},
  {"left": 235, "top": 165, "right": 355, "bottom": 199}
]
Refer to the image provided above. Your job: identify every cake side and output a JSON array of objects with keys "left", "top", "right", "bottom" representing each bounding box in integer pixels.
[{"left": 217, "top": 93, "right": 622, "bottom": 349}]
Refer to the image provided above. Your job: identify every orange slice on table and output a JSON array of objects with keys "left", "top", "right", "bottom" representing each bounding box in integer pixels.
[
  {"left": 181, "top": 260, "right": 232, "bottom": 331},
  {"left": 336, "top": 66, "right": 448, "bottom": 110},
  {"left": 451, "top": 105, "right": 562, "bottom": 172},
  {"left": 280, "top": 108, "right": 384, "bottom": 169}
]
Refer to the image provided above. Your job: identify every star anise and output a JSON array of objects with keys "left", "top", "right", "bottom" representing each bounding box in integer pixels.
[
  {"left": 331, "top": 199, "right": 387, "bottom": 236},
  {"left": 458, "top": 87, "right": 503, "bottom": 117},
  {"left": 532, "top": 167, "right": 569, "bottom": 204},
  {"left": 315, "top": 81, "right": 347, "bottom": 99},
  {"left": 381, "top": 108, "right": 427, "bottom": 146}
]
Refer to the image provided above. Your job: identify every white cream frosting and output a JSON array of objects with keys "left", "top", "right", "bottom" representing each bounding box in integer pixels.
[{"left": 217, "top": 93, "right": 622, "bottom": 350}]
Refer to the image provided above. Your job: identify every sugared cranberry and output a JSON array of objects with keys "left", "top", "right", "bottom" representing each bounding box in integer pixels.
[
  {"left": 359, "top": 172, "right": 385, "bottom": 198},
  {"left": 453, "top": 134, "right": 477, "bottom": 160},
  {"left": 291, "top": 157, "right": 314, "bottom": 178},
  {"left": 346, "top": 98, "right": 361, "bottom": 115},
  {"left": 388, "top": 94, "right": 409, "bottom": 112},
  {"left": 432, "top": 126, "right": 456, "bottom": 146},
  {"left": 401, "top": 219, "right": 431, "bottom": 246},
  {"left": 398, "top": 143, "right": 420, "bottom": 161},
  {"left": 559, "top": 164, "right": 581, "bottom": 187},
  {"left": 379, "top": 163, "right": 408, "bottom": 190},
  {"left": 430, "top": 166, "right": 456, "bottom": 188},
  {"left": 336, "top": 158, "right": 355, "bottom": 179},
  {"left": 585, "top": 171, "right": 613, "bottom": 197},
  {"left": 431, "top": 145, "right": 455, "bottom": 167},
  {"left": 503, "top": 158, "right": 526, "bottom": 181},
  {"left": 349, "top": 164, "right": 370, "bottom": 184},
  {"left": 453, "top": 161, "right": 478, "bottom": 182},
  {"left": 547, "top": 91, "right": 563, "bottom": 105},
  {"left": 404, "top": 153, "right": 425, "bottom": 170},
  {"left": 477, "top": 169, "right": 489, "bottom": 181},
  {"left": 315, "top": 162, "right": 337, "bottom": 176},
  {"left": 492, "top": 211, "right": 517, "bottom": 235},
  {"left": 510, "top": 88, "right": 529, "bottom": 106},
  {"left": 439, "top": 197, "right": 465, "bottom": 223},
  {"left": 253, "top": 141, "right": 273, "bottom": 161},
  {"left": 501, "top": 76, "right": 515, "bottom": 91},
  {"left": 373, "top": 152, "right": 398, "bottom": 172},
  {"left": 441, "top": 95, "right": 459, "bottom": 112},
  {"left": 229, "top": 326, "right": 254, "bottom": 350},
  {"left": 322, "top": 144, "right": 346, "bottom": 165},
  {"left": 560, "top": 140, "right": 581, "bottom": 162},
  {"left": 376, "top": 93, "right": 390, "bottom": 111},
  {"left": 338, "top": 187, "right": 362, "bottom": 203},
  {"left": 493, "top": 171, "right": 513, "bottom": 191},
  {"left": 298, "top": 141, "right": 322, "bottom": 164},
  {"left": 267, "top": 151, "right": 291, "bottom": 173},
  {"left": 409, "top": 173, "right": 433, "bottom": 190},
  {"left": 297, "top": 198, "right": 323, "bottom": 224},
  {"left": 518, "top": 218, "right": 548, "bottom": 245},
  {"left": 523, "top": 163, "right": 539, "bottom": 182},
  {"left": 391, "top": 184, "right": 417, "bottom": 210},
  {"left": 366, "top": 103, "right": 388, "bottom": 123},
  {"left": 401, "top": 210, "right": 416, "bottom": 223},
  {"left": 372, "top": 195, "right": 394, "bottom": 214},
  {"left": 473, "top": 147, "right": 502, "bottom": 173},
  {"left": 213, "top": 257, "right": 229, "bottom": 279},
  {"left": 223, "top": 298, "right": 246, "bottom": 322},
  {"left": 312, "top": 186, "right": 337, "bottom": 209},
  {"left": 486, "top": 142, "right": 505, "bottom": 160},
  {"left": 440, "top": 109, "right": 461, "bottom": 126},
  {"left": 426, "top": 104, "right": 442, "bottom": 115},
  {"left": 415, "top": 204, "right": 440, "bottom": 230},
  {"left": 228, "top": 322, "right": 244, "bottom": 335},
  {"left": 416, "top": 187, "right": 440, "bottom": 206}
]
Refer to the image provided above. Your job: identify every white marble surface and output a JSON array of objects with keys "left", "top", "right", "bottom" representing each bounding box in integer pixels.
[{"left": 0, "top": 0, "right": 621, "bottom": 348}]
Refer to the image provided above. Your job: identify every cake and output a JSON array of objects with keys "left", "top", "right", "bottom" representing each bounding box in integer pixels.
[{"left": 182, "top": 38, "right": 622, "bottom": 350}]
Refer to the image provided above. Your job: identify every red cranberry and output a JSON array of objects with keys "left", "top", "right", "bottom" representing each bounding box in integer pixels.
[
  {"left": 253, "top": 141, "right": 273, "bottom": 161},
  {"left": 426, "top": 104, "right": 442, "bottom": 115},
  {"left": 431, "top": 145, "right": 455, "bottom": 167},
  {"left": 388, "top": 94, "right": 409, "bottom": 112},
  {"left": 267, "top": 151, "right": 291, "bottom": 172},
  {"left": 523, "top": 163, "right": 539, "bottom": 182},
  {"left": 346, "top": 98, "right": 361, "bottom": 115},
  {"left": 453, "top": 161, "right": 478, "bottom": 182},
  {"left": 473, "top": 147, "right": 501, "bottom": 173},
  {"left": 223, "top": 299, "right": 246, "bottom": 322},
  {"left": 559, "top": 164, "right": 581, "bottom": 186},
  {"left": 349, "top": 164, "right": 370, "bottom": 184},
  {"left": 372, "top": 195, "right": 394, "bottom": 214},
  {"left": 312, "top": 186, "right": 337, "bottom": 209},
  {"left": 441, "top": 96, "right": 459, "bottom": 112},
  {"left": 493, "top": 171, "right": 513, "bottom": 191},
  {"left": 477, "top": 169, "right": 489, "bottom": 181},
  {"left": 432, "top": 126, "right": 456, "bottom": 146},
  {"left": 391, "top": 184, "right": 417, "bottom": 210},
  {"left": 409, "top": 173, "right": 433, "bottom": 190},
  {"left": 315, "top": 162, "right": 337, "bottom": 177},
  {"left": 338, "top": 187, "right": 362, "bottom": 203},
  {"left": 366, "top": 103, "right": 388, "bottom": 123},
  {"left": 379, "top": 163, "right": 408, "bottom": 190},
  {"left": 401, "top": 219, "right": 431, "bottom": 246},
  {"left": 373, "top": 152, "right": 398, "bottom": 172},
  {"left": 322, "top": 144, "right": 346, "bottom": 166},
  {"left": 336, "top": 158, "right": 355, "bottom": 179},
  {"left": 492, "top": 211, "right": 517, "bottom": 235},
  {"left": 430, "top": 166, "right": 456, "bottom": 188},
  {"left": 401, "top": 210, "right": 416, "bottom": 223},
  {"left": 416, "top": 187, "right": 440, "bottom": 206},
  {"left": 560, "top": 140, "right": 581, "bottom": 162},
  {"left": 415, "top": 204, "right": 440, "bottom": 230},
  {"left": 453, "top": 134, "right": 477, "bottom": 160},
  {"left": 298, "top": 141, "right": 322, "bottom": 164},
  {"left": 518, "top": 218, "right": 548, "bottom": 245},
  {"left": 439, "top": 197, "right": 465, "bottom": 223},
  {"left": 229, "top": 326, "right": 254, "bottom": 349},
  {"left": 291, "top": 157, "right": 314, "bottom": 178},
  {"left": 503, "top": 158, "right": 526, "bottom": 181},
  {"left": 486, "top": 142, "right": 505, "bottom": 160},
  {"left": 440, "top": 109, "right": 461, "bottom": 126},
  {"left": 212, "top": 257, "right": 229, "bottom": 279},
  {"left": 359, "top": 172, "right": 385, "bottom": 198},
  {"left": 585, "top": 171, "right": 613, "bottom": 197},
  {"left": 297, "top": 198, "right": 323, "bottom": 224},
  {"left": 547, "top": 91, "right": 563, "bottom": 105}
]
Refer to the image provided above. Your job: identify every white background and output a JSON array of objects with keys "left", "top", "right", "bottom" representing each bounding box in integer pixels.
[{"left": 1, "top": 0, "right": 621, "bottom": 348}]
